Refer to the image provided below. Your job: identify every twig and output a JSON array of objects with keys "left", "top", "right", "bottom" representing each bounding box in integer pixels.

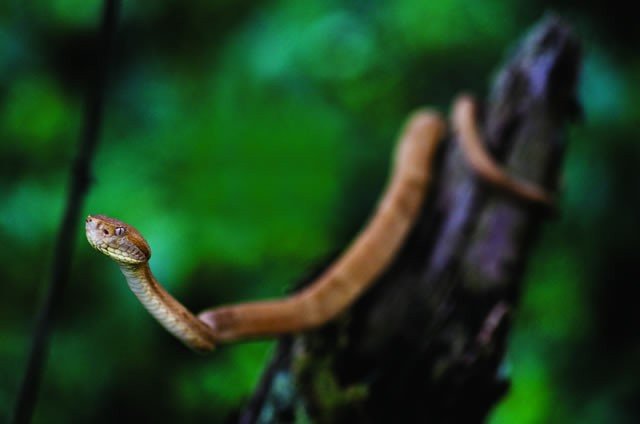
[{"left": 11, "top": 1, "right": 121, "bottom": 422}]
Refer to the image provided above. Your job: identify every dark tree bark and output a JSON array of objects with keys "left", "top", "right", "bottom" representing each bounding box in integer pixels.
[{"left": 238, "top": 16, "right": 582, "bottom": 424}]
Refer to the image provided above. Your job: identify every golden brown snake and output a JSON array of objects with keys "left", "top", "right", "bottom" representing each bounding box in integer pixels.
[
  {"left": 86, "top": 96, "right": 550, "bottom": 352},
  {"left": 452, "top": 95, "right": 553, "bottom": 207}
]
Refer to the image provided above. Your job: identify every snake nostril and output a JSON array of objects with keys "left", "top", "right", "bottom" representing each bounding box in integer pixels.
[{"left": 103, "top": 229, "right": 109, "bottom": 235}]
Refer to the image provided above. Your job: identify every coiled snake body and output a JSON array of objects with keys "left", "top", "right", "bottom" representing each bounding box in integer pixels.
[{"left": 86, "top": 96, "right": 551, "bottom": 353}]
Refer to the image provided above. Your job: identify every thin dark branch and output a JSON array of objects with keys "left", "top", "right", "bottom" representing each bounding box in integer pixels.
[{"left": 11, "top": 1, "right": 121, "bottom": 422}]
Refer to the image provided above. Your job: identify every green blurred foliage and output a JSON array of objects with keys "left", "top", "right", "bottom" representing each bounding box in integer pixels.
[{"left": 1, "top": 0, "right": 639, "bottom": 422}]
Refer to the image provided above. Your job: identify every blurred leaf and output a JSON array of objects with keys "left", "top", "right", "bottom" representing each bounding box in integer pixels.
[{"left": 1, "top": 74, "right": 76, "bottom": 157}]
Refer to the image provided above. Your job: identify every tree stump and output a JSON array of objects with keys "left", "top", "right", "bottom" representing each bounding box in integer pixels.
[{"left": 238, "top": 15, "right": 582, "bottom": 424}]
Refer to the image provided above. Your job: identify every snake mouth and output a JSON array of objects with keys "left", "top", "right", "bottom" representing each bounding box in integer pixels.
[{"left": 85, "top": 216, "right": 103, "bottom": 250}]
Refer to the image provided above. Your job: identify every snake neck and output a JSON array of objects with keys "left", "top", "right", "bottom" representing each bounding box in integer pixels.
[{"left": 119, "top": 264, "right": 216, "bottom": 352}]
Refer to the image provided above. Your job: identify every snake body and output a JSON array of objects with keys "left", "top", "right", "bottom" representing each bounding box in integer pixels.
[
  {"left": 86, "top": 109, "right": 445, "bottom": 351},
  {"left": 198, "top": 110, "right": 445, "bottom": 342},
  {"left": 452, "top": 95, "right": 553, "bottom": 206},
  {"left": 86, "top": 97, "right": 551, "bottom": 352}
]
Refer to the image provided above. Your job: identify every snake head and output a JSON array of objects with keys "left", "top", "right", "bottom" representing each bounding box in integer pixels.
[{"left": 86, "top": 215, "right": 151, "bottom": 265}]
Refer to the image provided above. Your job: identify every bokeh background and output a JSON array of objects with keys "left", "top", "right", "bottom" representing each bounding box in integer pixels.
[{"left": 1, "top": 1, "right": 639, "bottom": 422}]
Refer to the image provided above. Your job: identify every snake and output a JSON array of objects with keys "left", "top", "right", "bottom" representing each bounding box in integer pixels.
[{"left": 86, "top": 96, "right": 551, "bottom": 353}]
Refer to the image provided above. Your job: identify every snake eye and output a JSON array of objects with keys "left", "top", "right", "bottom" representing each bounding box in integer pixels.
[{"left": 115, "top": 227, "right": 126, "bottom": 236}]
